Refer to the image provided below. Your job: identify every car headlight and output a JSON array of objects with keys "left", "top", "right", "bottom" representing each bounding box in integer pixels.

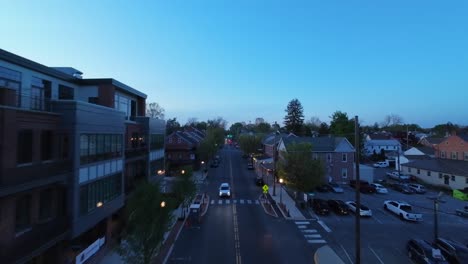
[
  {"left": 227, "top": 192, "right": 230, "bottom": 196},
  {"left": 219, "top": 192, "right": 222, "bottom": 196}
]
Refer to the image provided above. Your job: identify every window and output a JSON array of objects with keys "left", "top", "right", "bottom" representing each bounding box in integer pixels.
[
  {"left": 341, "top": 168, "right": 348, "bottom": 178},
  {"left": 417, "top": 169, "right": 420, "bottom": 174},
  {"left": 441, "top": 151, "right": 446, "bottom": 158},
  {"left": 80, "top": 134, "right": 123, "bottom": 165},
  {"left": 439, "top": 173, "right": 443, "bottom": 179},
  {"left": 17, "top": 129, "right": 33, "bottom": 164},
  {"left": 79, "top": 174, "right": 122, "bottom": 216},
  {"left": 58, "top": 85, "right": 74, "bottom": 99},
  {"left": 39, "top": 189, "right": 53, "bottom": 220},
  {"left": 114, "top": 93, "right": 136, "bottom": 120},
  {"left": 313, "top": 153, "right": 318, "bottom": 160},
  {"left": 59, "top": 134, "right": 69, "bottom": 159},
  {"left": 451, "top": 152, "right": 458, "bottom": 160},
  {"left": 464, "top": 152, "right": 468, "bottom": 161},
  {"left": 408, "top": 167, "right": 412, "bottom": 173},
  {"left": 451, "top": 175, "right": 455, "bottom": 181},
  {"left": 342, "top": 154, "right": 347, "bottom": 162},
  {"left": 327, "top": 153, "right": 332, "bottom": 162},
  {"left": 427, "top": 171, "right": 431, "bottom": 176},
  {"left": 15, "top": 195, "right": 31, "bottom": 232},
  {"left": 41, "top": 130, "right": 53, "bottom": 161},
  {"left": 177, "top": 137, "right": 181, "bottom": 143},
  {"left": 31, "top": 77, "right": 45, "bottom": 110},
  {"left": 466, "top": 178, "right": 468, "bottom": 184},
  {"left": 150, "top": 134, "right": 165, "bottom": 150},
  {"left": 0, "top": 66, "right": 21, "bottom": 106}
]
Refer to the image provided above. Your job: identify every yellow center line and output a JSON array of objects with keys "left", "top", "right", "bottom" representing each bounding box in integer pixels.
[{"left": 230, "top": 151, "right": 242, "bottom": 264}]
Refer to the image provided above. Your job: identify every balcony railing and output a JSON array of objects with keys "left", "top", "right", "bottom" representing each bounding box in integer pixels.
[
  {"left": 0, "top": 216, "right": 69, "bottom": 263},
  {"left": 0, "top": 90, "right": 54, "bottom": 112},
  {"left": 0, "top": 160, "right": 71, "bottom": 190}
]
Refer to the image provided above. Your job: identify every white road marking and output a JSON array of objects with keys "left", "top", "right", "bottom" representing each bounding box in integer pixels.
[
  {"left": 301, "top": 229, "right": 318, "bottom": 233},
  {"left": 304, "top": 234, "right": 322, "bottom": 238},
  {"left": 369, "top": 246, "right": 385, "bottom": 264},
  {"left": 295, "top": 221, "right": 310, "bottom": 225},
  {"left": 297, "top": 225, "right": 307, "bottom": 229},
  {"left": 218, "top": 200, "right": 222, "bottom": 205},
  {"left": 226, "top": 200, "right": 230, "bottom": 204},
  {"left": 247, "top": 200, "right": 252, "bottom": 204},
  {"left": 240, "top": 199, "right": 244, "bottom": 204},
  {"left": 340, "top": 243, "right": 354, "bottom": 264},
  {"left": 307, "top": 240, "right": 326, "bottom": 243},
  {"left": 211, "top": 200, "right": 214, "bottom": 205},
  {"left": 373, "top": 215, "right": 383, "bottom": 224},
  {"left": 317, "top": 220, "right": 332, "bottom": 233}
]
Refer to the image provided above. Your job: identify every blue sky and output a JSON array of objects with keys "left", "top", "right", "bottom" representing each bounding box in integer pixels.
[{"left": 1, "top": 0, "right": 467, "bottom": 128}]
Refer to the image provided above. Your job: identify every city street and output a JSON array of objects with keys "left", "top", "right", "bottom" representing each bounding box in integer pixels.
[{"left": 168, "top": 147, "right": 322, "bottom": 264}]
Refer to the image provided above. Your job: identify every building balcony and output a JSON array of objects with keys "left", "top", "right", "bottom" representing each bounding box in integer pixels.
[
  {"left": 0, "top": 160, "right": 71, "bottom": 196},
  {"left": 0, "top": 216, "right": 69, "bottom": 264},
  {"left": 0, "top": 89, "right": 54, "bottom": 112}
]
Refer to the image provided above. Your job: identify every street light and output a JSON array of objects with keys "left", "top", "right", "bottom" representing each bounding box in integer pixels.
[
  {"left": 181, "top": 170, "right": 185, "bottom": 175},
  {"left": 279, "top": 178, "right": 284, "bottom": 205},
  {"left": 96, "top": 201, "right": 103, "bottom": 208},
  {"left": 161, "top": 201, "right": 166, "bottom": 208}
]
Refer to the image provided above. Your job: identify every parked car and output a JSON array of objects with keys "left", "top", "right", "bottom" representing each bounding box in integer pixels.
[
  {"left": 387, "top": 171, "right": 411, "bottom": 181},
  {"left": 373, "top": 161, "right": 389, "bottom": 168},
  {"left": 312, "top": 198, "right": 330, "bottom": 215},
  {"left": 383, "top": 200, "right": 423, "bottom": 221},
  {"left": 408, "top": 183, "right": 427, "bottom": 194},
  {"left": 219, "top": 183, "right": 231, "bottom": 198},
  {"left": 345, "top": 201, "right": 372, "bottom": 217},
  {"left": 316, "top": 184, "right": 332, "bottom": 192},
  {"left": 328, "top": 183, "right": 344, "bottom": 193},
  {"left": 393, "top": 183, "right": 415, "bottom": 194},
  {"left": 433, "top": 237, "right": 468, "bottom": 264},
  {"left": 407, "top": 239, "right": 448, "bottom": 264},
  {"left": 327, "top": 199, "right": 349, "bottom": 215},
  {"left": 349, "top": 180, "right": 376, "bottom": 194},
  {"left": 370, "top": 183, "right": 388, "bottom": 194}
]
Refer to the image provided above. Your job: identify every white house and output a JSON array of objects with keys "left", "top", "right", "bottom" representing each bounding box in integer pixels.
[{"left": 364, "top": 139, "right": 401, "bottom": 156}]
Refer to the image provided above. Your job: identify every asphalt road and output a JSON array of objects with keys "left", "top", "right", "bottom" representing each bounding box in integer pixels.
[
  {"left": 168, "top": 146, "right": 323, "bottom": 264},
  {"left": 311, "top": 182, "right": 468, "bottom": 264}
]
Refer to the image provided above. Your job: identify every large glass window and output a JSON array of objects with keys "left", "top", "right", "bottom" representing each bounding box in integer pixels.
[
  {"left": 79, "top": 174, "right": 122, "bottom": 216},
  {"left": 80, "top": 134, "right": 123, "bottom": 165},
  {"left": 39, "top": 188, "right": 53, "bottom": 220},
  {"left": 58, "top": 84, "right": 74, "bottom": 99},
  {"left": 150, "top": 134, "right": 165, "bottom": 150},
  {"left": 0, "top": 66, "right": 21, "bottom": 106},
  {"left": 114, "top": 93, "right": 136, "bottom": 120},
  {"left": 15, "top": 195, "right": 31, "bottom": 232},
  {"left": 31, "top": 77, "right": 45, "bottom": 110},
  {"left": 17, "top": 129, "right": 33, "bottom": 164}
]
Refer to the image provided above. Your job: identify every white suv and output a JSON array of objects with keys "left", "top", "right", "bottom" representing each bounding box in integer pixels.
[
  {"left": 219, "top": 183, "right": 231, "bottom": 198},
  {"left": 408, "top": 183, "right": 426, "bottom": 194}
]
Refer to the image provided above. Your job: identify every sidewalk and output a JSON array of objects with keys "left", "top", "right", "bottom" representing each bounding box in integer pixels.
[{"left": 268, "top": 183, "right": 306, "bottom": 220}]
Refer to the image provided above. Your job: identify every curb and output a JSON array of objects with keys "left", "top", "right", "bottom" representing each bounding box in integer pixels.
[
  {"left": 276, "top": 202, "right": 292, "bottom": 219},
  {"left": 162, "top": 216, "right": 187, "bottom": 264},
  {"left": 258, "top": 194, "right": 278, "bottom": 218}
]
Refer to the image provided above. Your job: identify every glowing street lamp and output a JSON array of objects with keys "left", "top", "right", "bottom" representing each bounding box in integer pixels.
[
  {"left": 279, "top": 178, "right": 284, "bottom": 205},
  {"left": 96, "top": 201, "right": 103, "bottom": 208},
  {"left": 161, "top": 201, "right": 166, "bottom": 208}
]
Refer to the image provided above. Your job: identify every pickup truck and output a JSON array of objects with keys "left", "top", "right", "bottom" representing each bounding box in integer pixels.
[
  {"left": 383, "top": 200, "right": 423, "bottom": 221},
  {"left": 386, "top": 171, "right": 411, "bottom": 181}
]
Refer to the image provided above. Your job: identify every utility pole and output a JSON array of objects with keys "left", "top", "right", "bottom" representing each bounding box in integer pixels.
[
  {"left": 428, "top": 192, "right": 445, "bottom": 242},
  {"left": 272, "top": 140, "right": 277, "bottom": 196},
  {"left": 354, "top": 116, "right": 361, "bottom": 264}
]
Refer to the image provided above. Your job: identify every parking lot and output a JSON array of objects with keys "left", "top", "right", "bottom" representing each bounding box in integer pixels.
[{"left": 309, "top": 178, "right": 468, "bottom": 264}]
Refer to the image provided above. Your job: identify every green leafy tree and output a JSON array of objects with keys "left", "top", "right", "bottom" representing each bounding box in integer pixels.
[
  {"left": 118, "top": 182, "right": 173, "bottom": 264},
  {"left": 229, "top": 122, "right": 244, "bottom": 140},
  {"left": 172, "top": 166, "right": 196, "bottom": 218},
  {"left": 255, "top": 122, "right": 272, "bottom": 134},
  {"left": 284, "top": 99, "right": 305, "bottom": 134},
  {"left": 432, "top": 122, "right": 459, "bottom": 137},
  {"left": 166, "top": 118, "right": 181, "bottom": 135},
  {"left": 278, "top": 143, "right": 324, "bottom": 192},
  {"left": 318, "top": 122, "right": 330, "bottom": 135},
  {"left": 238, "top": 134, "right": 263, "bottom": 155},
  {"left": 329, "top": 111, "right": 355, "bottom": 143}
]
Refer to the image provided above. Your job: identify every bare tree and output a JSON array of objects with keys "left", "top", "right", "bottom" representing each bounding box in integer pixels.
[
  {"left": 306, "top": 116, "right": 321, "bottom": 127},
  {"left": 186, "top": 117, "right": 198, "bottom": 126},
  {"left": 146, "top": 102, "right": 165, "bottom": 119},
  {"left": 381, "top": 114, "right": 404, "bottom": 127}
]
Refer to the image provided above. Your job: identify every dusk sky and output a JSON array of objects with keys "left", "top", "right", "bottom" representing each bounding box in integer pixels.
[{"left": 2, "top": 0, "right": 467, "bottom": 128}]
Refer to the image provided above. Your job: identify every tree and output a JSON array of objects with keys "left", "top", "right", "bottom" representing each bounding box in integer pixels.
[
  {"left": 172, "top": 166, "right": 196, "bottom": 218},
  {"left": 255, "top": 122, "right": 271, "bottom": 134},
  {"left": 118, "top": 182, "right": 173, "bottom": 264},
  {"left": 318, "top": 122, "right": 330, "bottom": 135},
  {"left": 166, "top": 118, "right": 181, "bottom": 135},
  {"left": 195, "top": 121, "right": 207, "bottom": 131},
  {"left": 278, "top": 143, "right": 324, "bottom": 192},
  {"left": 283, "top": 99, "right": 305, "bottom": 134},
  {"left": 238, "top": 134, "right": 263, "bottom": 155},
  {"left": 329, "top": 111, "right": 355, "bottom": 143},
  {"left": 229, "top": 122, "right": 244, "bottom": 139},
  {"left": 146, "top": 102, "right": 165, "bottom": 119},
  {"left": 381, "top": 114, "right": 404, "bottom": 128},
  {"left": 186, "top": 117, "right": 198, "bottom": 126},
  {"left": 207, "top": 117, "right": 227, "bottom": 130},
  {"left": 432, "top": 122, "right": 459, "bottom": 137}
]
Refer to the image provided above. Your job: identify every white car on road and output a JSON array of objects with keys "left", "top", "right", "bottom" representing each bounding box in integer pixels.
[
  {"left": 345, "top": 201, "right": 372, "bottom": 217},
  {"left": 219, "top": 183, "right": 231, "bottom": 198},
  {"left": 370, "top": 183, "right": 388, "bottom": 194}
]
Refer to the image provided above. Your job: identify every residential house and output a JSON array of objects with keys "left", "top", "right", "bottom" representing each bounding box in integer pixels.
[
  {"left": 397, "top": 147, "right": 433, "bottom": 171},
  {"left": 434, "top": 134, "right": 468, "bottom": 161},
  {"left": 277, "top": 136, "right": 355, "bottom": 184},
  {"left": 165, "top": 127, "right": 205, "bottom": 173},
  {"left": 0, "top": 48, "right": 163, "bottom": 263},
  {"left": 401, "top": 159, "right": 468, "bottom": 190},
  {"left": 364, "top": 138, "right": 401, "bottom": 156},
  {"left": 262, "top": 132, "right": 295, "bottom": 157},
  {"left": 418, "top": 136, "right": 444, "bottom": 148}
]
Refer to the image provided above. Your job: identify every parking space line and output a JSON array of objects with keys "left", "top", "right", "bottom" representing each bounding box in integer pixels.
[
  {"left": 304, "top": 234, "right": 321, "bottom": 238},
  {"left": 307, "top": 239, "right": 326, "bottom": 244},
  {"left": 373, "top": 215, "right": 383, "bottom": 224},
  {"left": 317, "top": 220, "right": 332, "bottom": 232},
  {"left": 340, "top": 244, "right": 354, "bottom": 264},
  {"left": 369, "top": 246, "right": 385, "bottom": 264},
  {"left": 301, "top": 229, "right": 318, "bottom": 233},
  {"left": 295, "top": 221, "right": 310, "bottom": 225},
  {"left": 297, "top": 225, "right": 307, "bottom": 229}
]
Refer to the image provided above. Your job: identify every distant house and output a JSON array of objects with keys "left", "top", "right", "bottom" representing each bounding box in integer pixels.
[
  {"left": 262, "top": 132, "right": 296, "bottom": 157},
  {"left": 364, "top": 138, "right": 401, "bottom": 156},
  {"left": 434, "top": 134, "right": 468, "bottom": 161},
  {"left": 165, "top": 127, "right": 205, "bottom": 173},
  {"left": 418, "top": 136, "right": 444, "bottom": 148},
  {"left": 365, "top": 133, "right": 392, "bottom": 141},
  {"left": 397, "top": 147, "right": 433, "bottom": 171},
  {"left": 277, "top": 136, "right": 355, "bottom": 184},
  {"left": 401, "top": 159, "right": 468, "bottom": 190}
]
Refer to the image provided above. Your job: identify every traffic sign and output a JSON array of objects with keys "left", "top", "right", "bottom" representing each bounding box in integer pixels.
[{"left": 262, "top": 184, "right": 269, "bottom": 194}]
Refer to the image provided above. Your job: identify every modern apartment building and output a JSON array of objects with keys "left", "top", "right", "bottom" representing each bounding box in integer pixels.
[{"left": 0, "top": 49, "right": 165, "bottom": 263}]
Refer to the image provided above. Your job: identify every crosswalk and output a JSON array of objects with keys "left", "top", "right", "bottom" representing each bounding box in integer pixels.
[
  {"left": 210, "top": 199, "right": 260, "bottom": 206},
  {"left": 294, "top": 221, "right": 327, "bottom": 244}
]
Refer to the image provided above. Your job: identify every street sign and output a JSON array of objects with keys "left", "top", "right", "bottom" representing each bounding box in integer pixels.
[{"left": 262, "top": 184, "right": 269, "bottom": 194}]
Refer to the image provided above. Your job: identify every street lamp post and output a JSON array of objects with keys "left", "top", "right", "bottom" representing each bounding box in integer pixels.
[
  {"left": 160, "top": 201, "right": 166, "bottom": 208},
  {"left": 428, "top": 192, "right": 445, "bottom": 242},
  {"left": 279, "top": 178, "right": 284, "bottom": 205}
]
